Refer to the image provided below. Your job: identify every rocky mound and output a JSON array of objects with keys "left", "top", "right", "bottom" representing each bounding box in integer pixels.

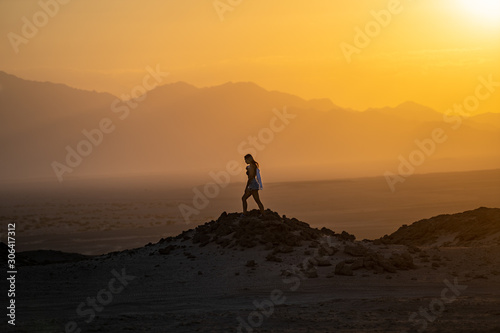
[
  {"left": 377, "top": 207, "right": 500, "bottom": 247},
  {"left": 164, "top": 209, "right": 355, "bottom": 249},
  {"left": 155, "top": 209, "right": 416, "bottom": 276}
]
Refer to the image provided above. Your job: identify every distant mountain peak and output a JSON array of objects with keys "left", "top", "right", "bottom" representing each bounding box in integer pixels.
[
  {"left": 209, "top": 81, "right": 269, "bottom": 93},
  {"left": 154, "top": 81, "right": 199, "bottom": 92},
  {"left": 396, "top": 101, "right": 429, "bottom": 109},
  {"left": 168, "top": 81, "right": 197, "bottom": 88},
  {"left": 364, "top": 100, "right": 442, "bottom": 122}
]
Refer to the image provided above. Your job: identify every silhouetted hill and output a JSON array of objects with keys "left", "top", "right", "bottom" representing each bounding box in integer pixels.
[
  {"left": 377, "top": 207, "right": 500, "bottom": 247},
  {"left": 0, "top": 242, "right": 93, "bottom": 266}
]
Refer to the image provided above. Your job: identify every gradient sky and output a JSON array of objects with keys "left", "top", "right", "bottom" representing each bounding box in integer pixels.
[{"left": 1, "top": 0, "right": 499, "bottom": 112}]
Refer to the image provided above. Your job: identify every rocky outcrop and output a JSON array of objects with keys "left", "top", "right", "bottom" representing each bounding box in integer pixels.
[
  {"left": 163, "top": 209, "right": 355, "bottom": 250},
  {"left": 377, "top": 207, "right": 500, "bottom": 247},
  {"left": 338, "top": 243, "right": 415, "bottom": 274}
]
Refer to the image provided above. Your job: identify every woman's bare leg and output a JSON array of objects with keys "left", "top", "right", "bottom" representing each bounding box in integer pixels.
[
  {"left": 251, "top": 190, "right": 265, "bottom": 215},
  {"left": 241, "top": 189, "right": 252, "bottom": 214}
]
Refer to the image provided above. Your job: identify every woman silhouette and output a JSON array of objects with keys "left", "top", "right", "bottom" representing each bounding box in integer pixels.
[{"left": 241, "top": 154, "right": 265, "bottom": 218}]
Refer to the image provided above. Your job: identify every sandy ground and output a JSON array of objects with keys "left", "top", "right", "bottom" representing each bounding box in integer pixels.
[{"left": 7, "top": 228, "right": 500, "bottom": 333}]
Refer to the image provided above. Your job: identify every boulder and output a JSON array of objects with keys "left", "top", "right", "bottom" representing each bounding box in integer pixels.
[
  {"left": 344, "top": 243, "right": 371, "bottom": 257},
  {"left": 315, "top": 257, "right": 332, "bottom": 267},
  {"left": 335, "top": 261, "right": 353, "bottom": 276}
]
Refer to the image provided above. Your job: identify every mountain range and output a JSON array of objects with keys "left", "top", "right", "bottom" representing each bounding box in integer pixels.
[{"left": 1, "top": 71, "right": 499, "bottom": 184}]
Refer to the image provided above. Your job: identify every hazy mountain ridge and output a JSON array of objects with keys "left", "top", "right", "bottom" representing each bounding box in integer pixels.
[
  {"left": 1, "top": 71, "right": 499, "bottom": 182},
  {"left": 0, "top": 71, "right": 116, "bottom": 137},
  {"left": 364, "top": 101, "right": 445, "bottom": 122}
]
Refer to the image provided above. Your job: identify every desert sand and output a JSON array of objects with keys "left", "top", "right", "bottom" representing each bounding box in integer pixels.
[{"left": 4, "top": 207, "right": 500, "bottom": 333}]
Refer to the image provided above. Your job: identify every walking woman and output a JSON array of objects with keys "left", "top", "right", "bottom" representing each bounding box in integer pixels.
[{"left": 241, "top": 154, "right": 265, "bottom": 217}]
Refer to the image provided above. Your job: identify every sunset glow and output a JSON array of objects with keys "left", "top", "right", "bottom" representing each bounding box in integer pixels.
[
  {"left": 460, "top": 0, "right": 500, "bottom": 24},
  {"left": 0, "top": 0, "right": 499, "bottom": 112}
]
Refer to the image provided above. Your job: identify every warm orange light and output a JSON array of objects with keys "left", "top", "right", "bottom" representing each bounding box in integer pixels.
[{"left": 459, "top": 0, "right": 500, "bottom": 24}]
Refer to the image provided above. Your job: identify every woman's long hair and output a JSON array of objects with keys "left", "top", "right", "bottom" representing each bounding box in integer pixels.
[{"left": 244, "top": 154, "right": 259, "bottom": 168}]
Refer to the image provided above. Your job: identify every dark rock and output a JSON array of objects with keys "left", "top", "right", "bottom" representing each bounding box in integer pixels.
[
  {"left": 215, "top": 238, "right": 232, "bottom": 248},
  {"left": 305, "top": 269, "right": 318, "bottom": 278},
  {"left": 308, "top": 241, "right": 320, "bottom": 248},
  {"left": 335, "top": 261, "right": 353, "bottom": 276},
  {"left": 389, "top": 252, "right": 415, "bottom": 270},
  {"left": 315, "top": 258, "right": 331, "bottom": 267},
  {"left": 339, "top": 231, "right": 356, "bottom": 242},
  {"left": 266, "top": 253, "right": 282, "bottom": 262},
  {"left": 320, "top": 227, "right": 336, "bottom": 236},
  {"left": 245, "top": 260, "right": 257, "bottom": 267},
  {"left": 377, "top": 257, "right": 397, "bottom": 273},
  {"left": 273, "top": 245, "right": 294, "bottom": 254},
  {"left": 318, "top": 244, "right": 338, "bottom": 256},
  {"left": 192, "top": 233, "right": 210, "bottom": 244},
  {"left": 183, "top": 252, "right": 196, "bottom": 259},
  {"left": 159, "top": 245, "right": 176, "bottom": 255},
  {"left": 237, "top": 236, "right": 257, "bottom": 248},
  {"left": 344, "top": 243, "right": 372, "bottom": 257},
  {"left": 351, "top": 259, "right": 364, "bottom": 270},
  {"left": 407, "top": 245, "right": 421, "bottom": 254}
]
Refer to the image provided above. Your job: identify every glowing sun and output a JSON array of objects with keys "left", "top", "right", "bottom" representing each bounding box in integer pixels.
[{"left": 460, "top": 0, "right": 500, "bottom": 23}]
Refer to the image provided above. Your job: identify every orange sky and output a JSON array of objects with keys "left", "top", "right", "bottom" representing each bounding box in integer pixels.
[{"left": 1, "top": 0, "right": 499, "bottom": 112}]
